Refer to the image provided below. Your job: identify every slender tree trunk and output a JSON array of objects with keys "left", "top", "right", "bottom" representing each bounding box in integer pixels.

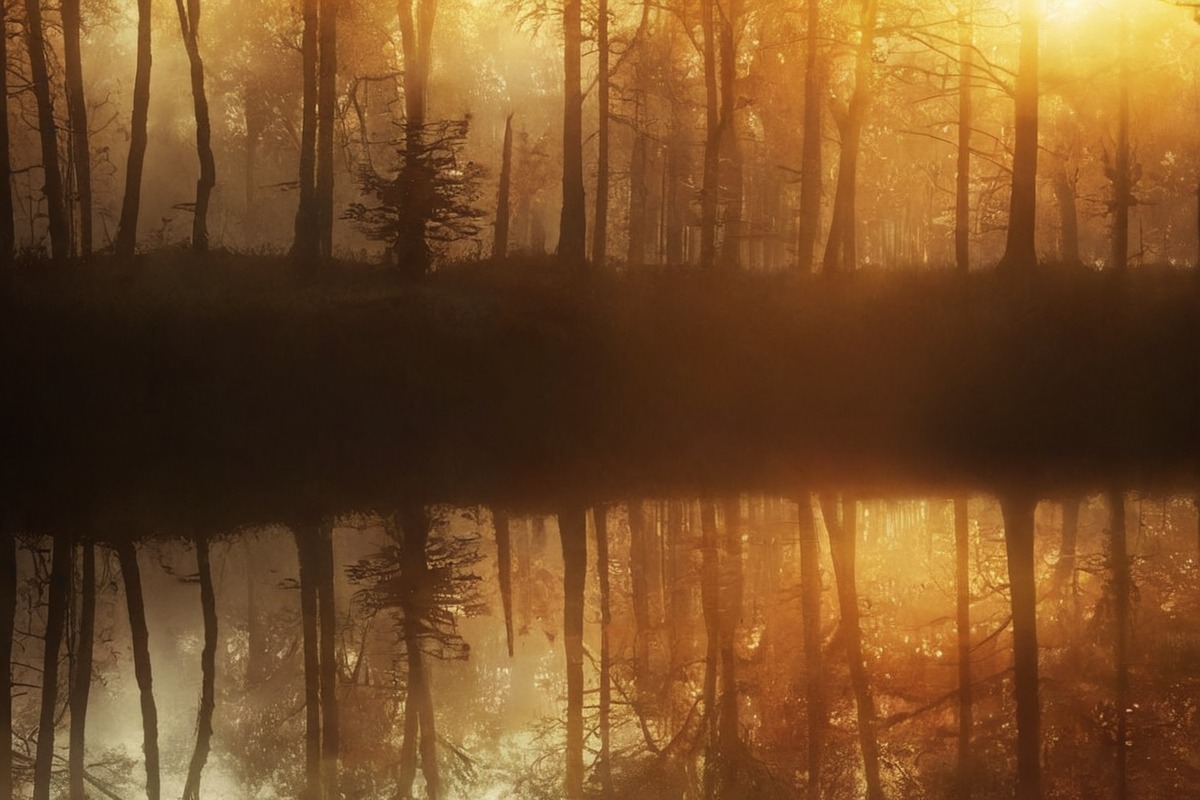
[
  {"left": 0, "top": 533, "right": 15, "bottom": 800},
  {"left": 416, "top": 663, "right": 439, "bottom": 799},
  {"left": 1052, "top": 498, "right": 1080, "bottom": 599},
  {"left": 627, "top": 127, "right": 648, "bottom": 265},
  {"left": 998, "top": 0, "right": 1039, "bottom": 273},
  {"left": 699, "top": 501, "right": 720, "bottom": 799},
  {"left": 557, "top": 504, "right": 587, "bottom": 800},
  {"left": 821, "top": 0, "right": 878, "bottom": 274},
  {"left": 115, "top": 0, "right": 153, "bottom": 257},
  {"left": 116, "top": 542, "right": 161, "bottom": 800},
  {"left": 0, "top": 7, "right": 13, "bottom": 266},
  {"left": 494, "top": 114, "right": 514, "bottom": 260},
  {"left": 717, "top": 1, "right": 742, "bottom": 272},
  {"left": 954, "top": 497, "right": 972, "bottom": 800},
  {"left": 316, "top": 0, "right": 338, "bottom": 259},
  {"left": 296, "top": 530, "right": 322, "bottom": 800},
  {"left": 23, "top": 0, "right": 71, "bottom": 259},
  {"left": 955, "top": 2, "right": 972, "bottom": 274},
  {"left": 293, "top": 0, "right": 320, "bottom": 260},
  {"left": 182, "top": 537, "right": 217, "bottom": 800},
  {"left": 592, "top": 0, "right": 609, "bottom": 266},
  {"left": 62, "top": 0, "right": 93, "bottom": 257},
  {"left": 175, "top": 0, "right": 216, "bottom": 252},
  {"left": 796, "top": 0, "right": 822, "bottom": 273},
  {"left": 395, "top": 0, "right": 436, "bottom": 273},
  {"left": 821, "top": 495, "right": 883, "bottom": 800},
  {"left": 33, "top": 537, "right": 71, "bottom": 800},
  {"left": 1053, "top": 164, "right": 1080, "bottom": 266},
  {"left": 797, "top": 494, "right": 823, "bottom": 800},
  {"left": 493, "top": 508, "right": 515, "bottom": 656},
  {"left": 397, "top": 663, "right": 420, "bottom": 796},
  {"left": 1108, "top": 490, "right": 1130, "bottom": 800},
  {"left": 594, "top": 505, "right": 613, "bottom": 798},
  {"left": 558, "top": 0, "right": 586, "bottom": 266},
  {"left": 69, "top": 543, "right": 96, "bottom": 800},
  {"left": 717, "top": 498, "right": 742, "bottom": 789},
  {"left": 1110, "top": 10, "right": 1130, "bottom": 271},
  {"left": 999, "top": 492, "right": 1042, "bottom": 800},
  {"left": 628, "top": 499, "right": 651, "bottom": 701},
  {"left": 315, "top": 524, "right": 339, "bottom": 800},
  {"left": 700, "top": 0, "right": 719, "bottom": 269}
]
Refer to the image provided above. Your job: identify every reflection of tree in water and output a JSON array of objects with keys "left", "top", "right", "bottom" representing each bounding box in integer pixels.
[{"left": 349, "top": 505, "right": 484, "bottom": 799}]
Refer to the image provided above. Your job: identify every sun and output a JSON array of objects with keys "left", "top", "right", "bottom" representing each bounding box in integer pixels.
[{"left": 1042, "top": 0, "right": 1096, "bottom": 24}]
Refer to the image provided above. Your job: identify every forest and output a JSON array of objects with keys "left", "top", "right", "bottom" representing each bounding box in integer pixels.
[{"left": 3, "top": 0, "right": 1200, "bottom": 798}]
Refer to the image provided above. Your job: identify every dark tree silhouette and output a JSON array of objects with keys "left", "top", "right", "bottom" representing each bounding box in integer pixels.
[
  {"left": 175, "top": 0, "right": 217, "bottom": 252},
  {"left": 1000, "top": 492, "right": 1041, "bottom": 799},
  {"left": 116, "top": 541, "right": 161, "bottom": 800},
  {"left": 0, "top": 533, "right": 14, "bottom": 800},
  {"left": 797, "top": 494, "right": 823, "bottom": 800},
  {"left": 68, "top": 542, "right": 96, "bottom": 800},
  {"left": 33, "top": 536, "right": 71, "bottom": 800},
  {"left": 315, "top": 0, "right": 339, "bottom": 259},
  {"left": 0, "top": 8, "right": 12, "bottom": 266},
  {"left": 956, "top": 3, "right": 973, "bottom": 273},
  {"left": 998, "top": 0, "right": 1039, "bottom": 273},
  {"left": 593, "top": 504, "right": 614, "bottom": 798},
  {"left": 558, "top": 0, "right": 586, "bottom": 265},
  {"left": 181, "top": 536, "right": 218, "bottom": 800},
  {"left": 954, "top": 497, "right": 972, "bottom": 800},
  {"left": 23, "top": 0, "right": 70, "bottom": 259},
  {"left": 62, "top": 0, "right": 93, "bottom": 257},
  {"left": 796, "top": 0, "right": 822, "bottom": 273},
  {"left": 494, "top": 115, "right": 514, "bottom": 260},
  {"left": 115, "top": 0, "right": 153, "bottom": 257},
  {"left": 557, "top": 505, "right": 587, "bottom": 799},
  {"left": 592, "top": 0, "right": 610, "bottom": 266},
  {"left": 293, "top": 0, "right": 320, "bottom": 262}
]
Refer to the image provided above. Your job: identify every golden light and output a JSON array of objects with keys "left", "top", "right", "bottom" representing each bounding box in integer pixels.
[{"left": 1043, "top": 0, "right": 1095, "bottom": 23}]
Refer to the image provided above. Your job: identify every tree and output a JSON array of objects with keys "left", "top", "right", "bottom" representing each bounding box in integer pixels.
[
  {"left": 23, "top": 0, "right": 70, "bottom": 259},
  {"left": 997, "top": 0, "right": 1039, "bottom": 272},
  {"left": 62, "top": 0, "right": 93, "bottom": 257},
  {"left": 954, "top": 497, "right": 972, "bottom": 800},
  {"left": 956, "top": 2, "right": 973, "bottom": 273},
  {"left": 293, "top": 0, "right": 320, "bottom": 262},
  {"left": 315, "top": 0, "right": 340, "bottom": 259},
  {"left": 557, "top": 505, "right": 587, "bottom": 799},
  {"left": 115, "top": 0, "right": 153, "bottom": 257},
  {"left": 593, "top": 505, "right": 614, "bottom": 798},
  {"left": 999, "top": 492, "right": 1041, "bottom": 799},
  {"left": 796, "top": 0, "right": 823, "bottom": 273},
  {"left": 175, "top": 0, "right": 217, "bottom": 252},
  {"left": 592, "top": 0, "right": 610, "bottom": 266},
  {"left": 0, "top": 532, "right": 14, "bottom": 800},
  {"left": 33, "top": 536, "right": 70, "bottom": 800},
  {"left": 116, "top": 541, "right": 161, "bottom": 800},
  {"left": 68, "top": 542, "right": 96, "bottom": 800},
  {"left": 558, "top": 0, "right": 586, "bottom": 266},
  {"left": 494, "top": 115, "right": 514, "bottom": 260},
  {"left": 797, "top": 494, "right": 824, "bottom": 800},
  {"left": 181, "top": 535, "right": 218, "bottom": 800}
]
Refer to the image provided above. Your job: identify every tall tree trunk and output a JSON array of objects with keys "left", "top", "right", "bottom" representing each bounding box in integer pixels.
[
  {"left": 175, "top": 0, "right": 216, "bottom": 252},
  {"left": 821, "top": 495, "right": 883, "bottom": 800},
  {"left": 69, "top": 542, "right": 96, "bottom": 800},
  {"left": 717, "top": 498, "right": 742, "bottom": 789},
  {"left": 416, "top": 663, "right": 439, "bottom": 799},
  {"left": 797, "top": 494, "right": 823, "bottom": 800},
  {"left": 999, "top": 492, "right": 1041, "bottom": 799},
  {"left": 665, "top": 131, "right": 684, "bottom": 264},
  {"left": 62, "top": 0, "right": 93, "bottom": 257},
  {"left": 954, "top": 497, "right": 972, "bottom": 800},
  {"left": 1053, "top": 163, "right": 1080, "bottom": 266},
  {"left": 394, "top": 505, "right": 438, "bottom": 799},
  {"left": 182, "top": 537, "right": 217, "bottom": 800},
  {"left": 628, "top": 499, "right": 651, "bottom": 702},
  {"left": 955, "top": 2, "right": 972, "bottom": 274},
  {"left": 395, "top": 0, "right": 437, "bottom": 274},
  {"left": 115, "top": 0, "right": 153, "bottom": 258},
  {"left": 1052, "top": 498, "right": 1080, "bottom": 599},
  {"left": 1108, "top": 490, "right": 1130, "bottom": 800},
  {"left": 494, "top": 114, "right": 514, "bottom": 260},
  {"left": 699, "top": 501, "right": 720, "bottom": 799},
  {"left": 821, "top": 0, "right": 878, "bottom": 274},
  {"left": 296, "top": 530, "right": 322, "bottom": 800},
  {"left": 717, "top": 2, "right": 742, "bottom": 272},
  {"left": 244, "top": 85, "right": 264, "bottom": 243},
  {"left": 594, "top": 505, "right": 613, "bottom": 798},
  {"left": 699, "top": 0, "right": 719, "bottom": 269},
  {"left": 397, "top": 669, "right": 420, "bottom": 796},
  {"left": 0, "top": 533, "right": 15, "bottom": 800},
  {"left": 315, "top": 0, "right": 339, "bottom": 259},
  {"left": 23, "top": 0, "right": 71, "bottom": 259},
  {"left": 33, "top": 536, "right": 71, "bottom": 800},
  {"left": 558, "top": 0, "right": 586, "bottom": 266},
  {"left": 1110, "top": 10, "right": 1130, "bottom": 271},
  {"left": 293, "top": 0, "right": 320, "bottom": 261},
  {"left": 493, "top": 508, "right": 515, "bottom": 656},
  {"left": 998, "top": 0, "right": 1039, "bottom": 273},
  {"left": 315, "top": 524, "right": 339, "bottom": 800},
  {"left": 796, "top": 0, "right": 822, "bottom": 273},
  {"left": 592, "top": 0, "right": 610, "bottom": 266},
  {"left": 627, "top": 126, "right": 648, "bottom": 265},
  {"left": 0, "top": 7, "right": 13, "bottom": 266},
  {"left": 116, "top": 542, "right": 161, "bottom": 800},
  {"left": 557, "top": 504, "right": 587, "bottom": 800}
]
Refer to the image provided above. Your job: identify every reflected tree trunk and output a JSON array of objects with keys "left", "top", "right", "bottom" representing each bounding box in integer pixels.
[
  {"left": 1108, "top": 490, "right": 1130, "bottom": 800},
  {"left": 699, "top": 501, "right": 720, "bottom": 798},
  {"left": 33, "top": 536, "right": 71, "bottom": 800},
  {"left": 22, "top": 0, "right": 70, "bottom": 259},
  {"left": 316, "top": 524, "right": 340, "bottom": 800},
  {"left": 115, "top": 0, "right": 153, "bottom": 258},
  {"left": 797, "top": 493, "right": 824, "bottom": 800},
  {"left": 717, "top": 498, "right": 742, "bottom": 788},
  {"left": 999, "top": 492, "right": 1041, "bottom": 799},
  {"left": 394, "top": 505, "right": 439, "bottom": 799},
  {"left": 296, "top": 529, "right": 322, "bottom": 800},
  {"left": 116, "top": 541, "right": 161, "bottom": 800},
  {"left": 69, "top": 542, "right": 96, "bottom": 800},
  {"left": 954, "top": 497, "right": 972, "bottom": 800},
  {"left": 493, "top": 509, "right": 515, "bottom": 656},
  {"left": 182, "top": 536, "right": 217, "bottom": 800},
  {"left": 63, "top": 0, "right": 93, "bottom": 257},
  {"left": 628, "top": 499, "right": 651, "bottom": 703},
  {"left": 557, "top": 504, "right": 588, "bottom": 800},
  {"left": 594, "top": 504, "right": 614, "bottom": 798},
  {"left": 0, "top": 533, "right": 14, "bottom": 800},
  {"left": 820, "top": 494, "right": 883, "bottom": 800}
]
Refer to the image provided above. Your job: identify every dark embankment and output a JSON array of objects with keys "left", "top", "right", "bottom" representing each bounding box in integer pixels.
[{"left": 2, "top": 255, "right": 1198, "bottom": 530}]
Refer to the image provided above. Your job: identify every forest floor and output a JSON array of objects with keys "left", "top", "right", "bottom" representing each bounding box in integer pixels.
[{"left": 3, "top": 251, "right": 1199, "bottom": 529}]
